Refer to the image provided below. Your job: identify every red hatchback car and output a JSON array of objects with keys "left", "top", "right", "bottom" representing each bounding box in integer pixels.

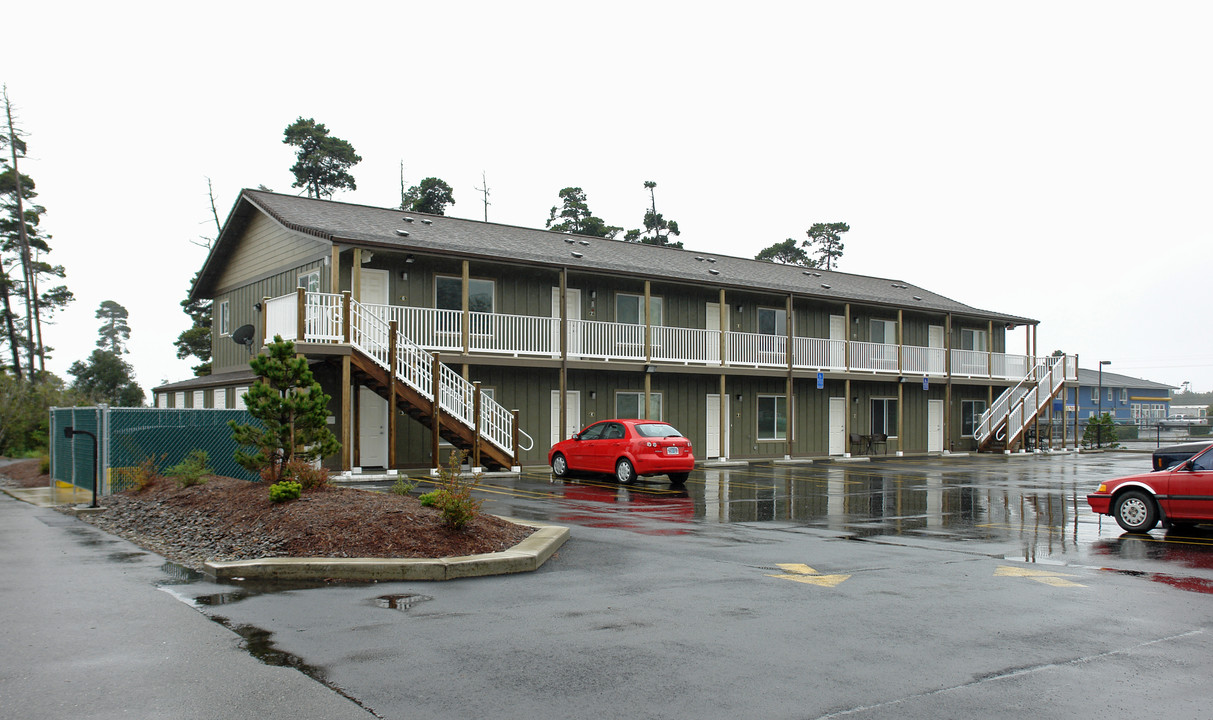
[
  {"left": 548, "top": 419, "right": 695, "bottom": 484},
  {"left": 1088, "top": 444, "right": 1213, "bottom": 532}
]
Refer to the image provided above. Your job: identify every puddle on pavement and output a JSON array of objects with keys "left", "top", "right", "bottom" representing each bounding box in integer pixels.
[
  {"left": 1107, "top": 568, "right": 1213, "bottom": 595},
  {"left": 373, "top": 593, "right": 432, "bottom": 611},
  {"left": 106, "top": 551, "right": 147, "bottom": 563}
]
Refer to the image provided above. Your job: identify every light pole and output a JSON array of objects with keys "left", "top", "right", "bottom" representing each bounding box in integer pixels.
[{"left": 1097, "top": 360, "right": 1111, "bottom": 448}]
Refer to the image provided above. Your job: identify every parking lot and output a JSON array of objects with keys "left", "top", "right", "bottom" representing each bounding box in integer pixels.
[
  {"left": 157, "top": 451, "right": 1210, "bottom": 719},
  {"left": 13, "top": 451, "right": 1211, "bottom": 719}
]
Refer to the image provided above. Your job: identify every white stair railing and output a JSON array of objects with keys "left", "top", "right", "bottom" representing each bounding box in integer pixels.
[
  {"left": 975, "top": 355, "right": 1074, "bottom": 450},
  {"left": 275, "top": 292, "right": 518, "bottom": 459}
]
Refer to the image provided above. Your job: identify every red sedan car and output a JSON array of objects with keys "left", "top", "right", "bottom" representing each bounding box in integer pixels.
[
  {"left": 1088, "top": 443, "right": 1213, "bottom": 532},
  {"left": 548, "top": 419, "right": 695, "bottom": 484}
]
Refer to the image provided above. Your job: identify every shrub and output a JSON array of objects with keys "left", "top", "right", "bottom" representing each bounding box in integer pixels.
[
  {"left": 269, "top": 480, "right": 302, "bottom": 503},
  {"left": 129, "top": 454, "right": 165, "bottom": 493},
  {"left": 166, "top": 449, "right": 211, "bottom": 488},
  {"left": 420, "top": 451, "right": 483, "bottom": 530},
  {"left": 390, "top": 477, "right": 416, "bottom": 496},
  {"left": 281, "top": 458, "right": 330, "bottom": 491}
]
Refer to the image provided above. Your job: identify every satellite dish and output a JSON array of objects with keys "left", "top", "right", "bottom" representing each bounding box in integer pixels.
[{"left": 231, "top": 324, "right": 255, "bottom": 347}]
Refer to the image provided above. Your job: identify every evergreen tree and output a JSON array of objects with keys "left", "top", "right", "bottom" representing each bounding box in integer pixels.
[
  {"left": 401, "top": 177, "right": 455, "bottom": 215},
  {"left": 67, "top": 350, "right": 144, "bottom": 406},
  {"left": 802, "top": 222, "right": 849, "bottom": 271},
  {"left": 175, "top": 272, "right": 212, "bottom": 377},
  {"left": 95, "top": 300, "right": 131, "bottom": 354},
  {"left": 229, "top": 335, "right": 341, "bottom": 481},
  {"left": 624, "top": 181, "right": 682, "bottom": 248},
  {"left": 546, "top": 187, "right": 621, "bottom": 238},
  {"left": 755, "top": 238, "right": 814, "bottom": 267},
  {"left": 282, "top": 117, "right": 361, "bottom": 199}
]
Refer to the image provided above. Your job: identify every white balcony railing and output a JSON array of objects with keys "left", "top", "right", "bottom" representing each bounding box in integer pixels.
[{"left": 280, "top": 296, "right": 1046, "bottom": 383}]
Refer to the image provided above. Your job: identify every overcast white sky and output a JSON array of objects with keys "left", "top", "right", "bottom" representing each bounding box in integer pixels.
[{"left": 7, "top": 1, "right": 1212, "bottom": 397}]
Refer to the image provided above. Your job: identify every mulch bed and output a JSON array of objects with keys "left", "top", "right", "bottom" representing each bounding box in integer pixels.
[{"left": 0, "top": 459, "right": 535, "bottom": 572}]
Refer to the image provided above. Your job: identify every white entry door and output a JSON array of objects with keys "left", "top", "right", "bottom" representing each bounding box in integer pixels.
[
  {"left": 550, "top": 390, "right": 581, "bottom": 447},
  {"left": 551, "top": 287, "right": 582, "bottom": 357},
  {"left": 829, "top": 314, "right": 846, "bottom": 369},
  {"left": 359, "top": 386, "right": 388, "bottom": 468},
  {"left": 829, "top": 396, "right": 846, "bottom": 455},
  {"left": 928, "top": 325, "right": 946, "bottom": 375},
  {"left": 360, "top": 268, "right": 391, "bottom": 347},
  {"left": 927, "top": 399, "right": 944, "bottom": 453},
  {"left": 706, "top": 393, "right": 731, "bottom": 459}
]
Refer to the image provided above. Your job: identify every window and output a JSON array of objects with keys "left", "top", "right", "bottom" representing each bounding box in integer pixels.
[
  {"left": 219, "top": 300, "right": 230, "bottom": 336},
  {"left": 871, "top": 398, "right": 898, "bottom": 436},
  {"left": 1107, "top": 387, "right": 1113, "bottom": 403},
  {"left": 435, "top": 276, "right": 495, "bottom": 312},
  {"left": 578, "top": 422, "right": 607, "bottom": 441},
  {"left": 616, "top": 293, "right": 663, "bottom": 325},
  {"left": 962, "top": 400, "right": 987, "bottom": 437},
  {"left": 616, "top": 391, "right": 662, "bottom": 420},
  {"left": 1090, "top": 387, "right": 1098, "bottom": 403},
  {"left": 870, "top": 319, "right": 897, "bottom": 344},
  {"left": 758, "top": 395, "right": 788, "bottom": 440},
  {"left": 213, "top": 388, "right": 227, "bottom": 410},
  {"left": 192, "top": 390, "right": 206, "bottom": 409},
  {"left": 174, "top": 391, "right": 185, "bottom": 408},
  {"left": 758, "top": 307, "right": 786, "bottom": 336},
  {"left": 1120, "top": 389, "right": 1127, "bottom": 404},
  {"left": 298, "top": 270, "right": 320, "bottom": 292},
  {"left": 234, "top": 387, "right": 248, "bottom": 411},
  {"left": 155, "top": 393, "right": 164, "bottom": 408},
  {"left": 960, "top": 328, "right": 987, "bottom": 352}
]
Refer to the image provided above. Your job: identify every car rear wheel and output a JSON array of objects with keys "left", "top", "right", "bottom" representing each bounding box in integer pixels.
[
  {"left": 1114, "top": 490, "right": 1159, "bottom": 532},
  {"left": 616, "top": 458, "right": 636, "bottom": 484},
  {"left": 551, "top": 453, "right": 569, "bottom": 477},
  {"left": 668, "top": 472, "right": 689, "bottom": 485}
]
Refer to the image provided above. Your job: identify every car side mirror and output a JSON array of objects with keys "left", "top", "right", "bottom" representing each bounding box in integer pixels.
[
  {"left": 1183, "top": 460, "right": 1196, "bottom": 472},
  {"left": 572, "top": 433, "right": 580, "bottom": 441}
]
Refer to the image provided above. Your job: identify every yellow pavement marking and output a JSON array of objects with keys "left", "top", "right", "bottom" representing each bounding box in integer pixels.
[
  {"left": 767, "top": 562, "right": 851, "bottom": 587},
  {"left": 995, "top": 565, "right": 1085, "bottom": 587}
]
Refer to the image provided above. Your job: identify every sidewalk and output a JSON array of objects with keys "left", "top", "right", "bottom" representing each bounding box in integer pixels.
[{"left": 0, "top": 491, "right": 376, "bottom": 720}]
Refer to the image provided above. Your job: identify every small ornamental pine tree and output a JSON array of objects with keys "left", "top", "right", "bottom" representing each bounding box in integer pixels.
[{"left": 229, "top": 335, "right": 341, "bottom": 481}]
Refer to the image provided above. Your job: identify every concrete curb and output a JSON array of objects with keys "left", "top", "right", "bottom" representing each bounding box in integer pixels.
[{"left": 203, "top": 520, "right": 569, "bottom": 582}]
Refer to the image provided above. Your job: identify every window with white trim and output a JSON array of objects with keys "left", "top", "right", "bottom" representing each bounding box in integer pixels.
[
  {"left": 1090, "top": 387, "right": 1098, "bottom": 402},
  {"left": 1107, "top": 387, "right": 1113, "bottom": 403},
  {"left": 213, "top": 388, "right": 227, "bottom": 410},
  {"left": 962, "top": 400, "right": 987, "bottom": 437},
  {"left": 219, "top": 300, "right": 230, "bottom": 336},
  {"left": 758, "top": 307, "right": 786, "bottom": 336},
  {"left": 960, "top": 328, "right": 987, "bottom": 352},
  {"left": 435, "top": 276, "right": 495, "bottom": 312},
  {"left": 758, "top": 395, "right": 788, "bottom": 441},
  {"left": 870, "top": 319, "right": 897, "bottom": 344},
  {"left": 616, "top": 391, "right": 662, "bottom": 420},
  {"left": 616, "top": 293, "right": 663, "bottom": 326},
  {"left": 1119, "top": 388, "right": 1127, "bottom": 404},
  {"left": 871, "top": 398, "right": 898, "bottom": 436},
  {"left": 174, "top": 391, "right": 185, "bottom": 408},
  {"left": 298, "top": 270, "right": 320, "bottom": 293},
  {"left": 234, "top": 387, "right": 248, "bottom": 411},
  {"left": 192, "top": 390, "right": 206, "bottom": 409}
]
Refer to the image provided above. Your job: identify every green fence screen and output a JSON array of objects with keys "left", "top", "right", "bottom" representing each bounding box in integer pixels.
[{"left": 50, "top": 407, "right": 263, "bottom": 493}]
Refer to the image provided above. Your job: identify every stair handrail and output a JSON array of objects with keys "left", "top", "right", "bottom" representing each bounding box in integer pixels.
[
  {"left": 976, "top": 355, "right": 1073, "bottom": 448},
  {"left": 279, "top": 291, "right": 521, "bottom": 458}
]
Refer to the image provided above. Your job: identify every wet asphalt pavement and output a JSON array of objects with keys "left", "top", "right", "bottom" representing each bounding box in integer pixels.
[{"left": 5, "top": 452, "right": 1212, "bottom": 719}]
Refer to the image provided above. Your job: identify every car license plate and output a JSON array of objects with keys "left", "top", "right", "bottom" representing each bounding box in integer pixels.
[{"left": 666, "top": 447, "right": 679, "bottom": 455}]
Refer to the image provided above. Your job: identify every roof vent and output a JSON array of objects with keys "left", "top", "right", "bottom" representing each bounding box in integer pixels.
[
  {"left": 571, "top": 251, "right": 583, "bottom": 258},
  {"left": 396, "top": 229, "right": 410, "bottom": 237},
  {"left": 695, "top": 257, "right": 704, "bottom": 261},
  {"left": 564, "top": 237, "right": 576, "bottom": 244},
  {"left": 403, "top": 217, "right": 414, "bottom": 223},
  {"left": 913, "top": 295, "right": 923, "bottom": 301},
  {"left": 707, "top": 258, "right": 716, "bottom": 264},
  {"left": 708, "top": 268, "right": 720, "bottom": 275},
  {"left": 579, "top": 240, "right": 590, "bottom": 246},
  {"left": 820, "top": 283, "right": 831, "bottom": 289},
  {"left": 421, "top": 219, "right": 433, "bottom": 225}
]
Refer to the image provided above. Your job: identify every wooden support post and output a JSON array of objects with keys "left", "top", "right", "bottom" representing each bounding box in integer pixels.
[
  {"left": 461, "top": 260, "right": 470, "bottom": 355},
  {"left": 897, "top": 381, "right": 904, "bottom": 455},
  {"left": 644, "top": 280, "right": 652, "bottom": 364},
  {"left": 388, "top": 321, "right": 398, "bottom": 469},
  {"left": 719, "top": 288, "right": 727, "bottom": 367},
  {"left": 719, "top": 374, "right": 727, "bottom": 460},
  {"left": 511, "top": 409, "right": 520, "bottom": 468},
  {"left": 473, "top": 381, "right": 482, "bottom": 469},
  {"left": 330, "top": 245, "right": 341, "bottom": 294},
  {"left": 352, "top": 381, "right": 361, "bottom": 467},
  {"left": 944, "top": 313, "right": 952, "bottom": 450},
  {"left": 844, "top": 303, "right": 851, "bottom": 370},
  {"left": 559, "top": 268, "right": 568, "bottom": 442},
  {"left": 342, "top": 291, "right": 351, "bottom": 343},
  {"left": 844, "top": 379, "right": 851, "bottom": 455},
  {"left": 786, "top": 293, "right": 794, "bottom": 459},
  {"left": 644, "top": 370, "right": 652, "bottom": 419},
  {"left": 432, "top": 354, "right": 442, "bottom": 471},
  {"left": 259, "top": 297, "right": 269, "bottom": 347},
  {"left": 987, "top": 320, "right": 994, "bottom": 378},
  {"left": 351, "top": 249, "right": 362, "bottom": 304},
  {"left": 341, "top": 355, "right": 351, "bottom": 471},
  {"left": 295, "top": 287, "right": 306, "bottom": 341}
]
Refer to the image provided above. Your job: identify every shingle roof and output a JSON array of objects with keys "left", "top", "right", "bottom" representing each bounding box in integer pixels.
[
  {"left": 1073, "top": 369, "right": 1176, "bottom": 391},
  {"left": 199, "top": 189, "right": 1036, "bottom": 324}
]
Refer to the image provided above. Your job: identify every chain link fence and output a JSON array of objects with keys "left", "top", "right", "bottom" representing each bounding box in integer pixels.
[{"left": 50, "top": 406, "right": 263, "bottom": 494}]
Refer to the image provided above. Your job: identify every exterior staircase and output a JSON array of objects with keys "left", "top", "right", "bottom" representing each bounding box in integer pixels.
[
  {"left": 267, "top": 290, "right": 530, "bottom": 470},
  {"left": 975, "top": 355, "right": 1077, "bottom": 453}
]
